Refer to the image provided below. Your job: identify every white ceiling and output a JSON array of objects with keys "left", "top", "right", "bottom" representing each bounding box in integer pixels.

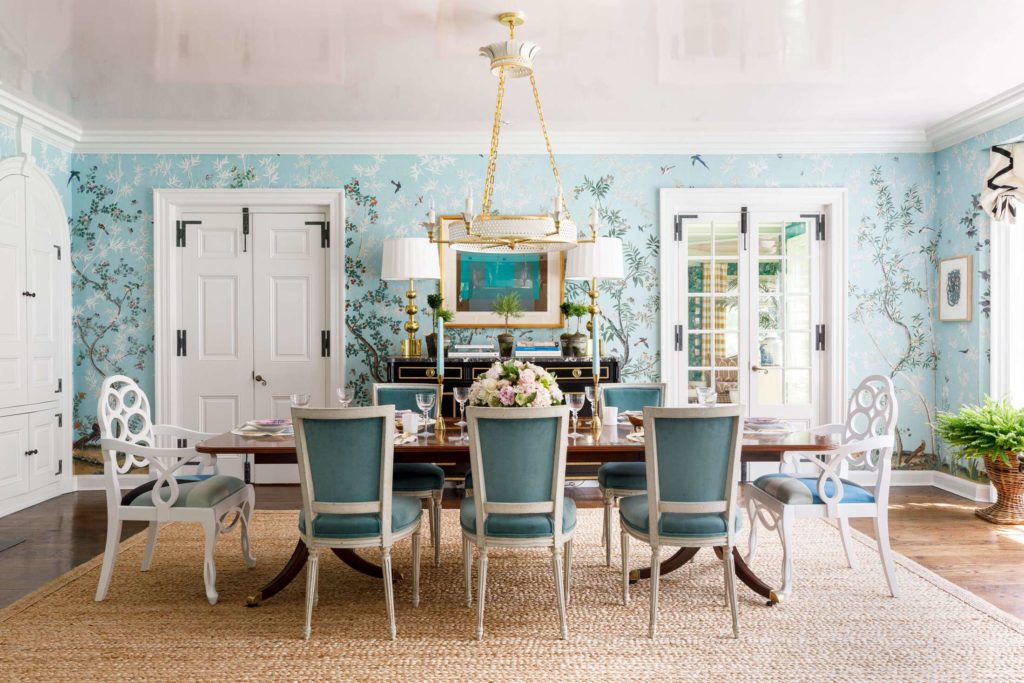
[{"left": 0, "top": 0, "right": 1022, "bottom": 147}]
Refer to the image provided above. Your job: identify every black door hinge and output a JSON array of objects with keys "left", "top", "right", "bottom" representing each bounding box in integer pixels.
[
  {"left": 54, "top": 378, "right": 62, "bottom": 393},
  {"left": 321, "top": 330, "right": 330, "bottom": 357},
  {"left": 740, "top": 206, "right": 749, "bottom": 251},
  {"left": 53, "top": 244, "right": 61, "bottom": 260},
  {"left": 307, "top": 220, "right": 329, "bottom": 248},
  {"left": 55, "top": 460, "right": 62, "bottom": 476},
  {"left": 674, "top": 214, "right": 697, "bottom": 242},
  {"left": 815, "top": 324, "right": 826, "bottom": 351},
  {"left": 176, "top": 330, "right": 187, "bottom": 357},
  {"left": 242, "top": 207, "right": 250, "bottom": 253},
  {"left": 176, "top": 219, "right": 201, "bottom": 248},
  {"left": 802, "top": 213, "right": 825, "bottom": 241},
  {"left": 55, "top": 413, "right": 62, "bottom": 427},
  {"left": 674, "top": 324, "right": 683, "bottom": 351}
]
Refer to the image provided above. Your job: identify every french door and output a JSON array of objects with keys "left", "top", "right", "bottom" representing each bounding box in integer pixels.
[
  {"left": 662, "top": 189, "right": 844, "bottom": 431},
  {"left": 178, "top": 208, "right": 329, "bottom": 482}
]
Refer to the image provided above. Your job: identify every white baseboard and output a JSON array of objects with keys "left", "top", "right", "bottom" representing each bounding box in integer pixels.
[
  {"left": 0, "top": 480, "right": 70, "bottom": 518},
  {"left": 844, "top": 469, "right": 994, "bottom": 502}
]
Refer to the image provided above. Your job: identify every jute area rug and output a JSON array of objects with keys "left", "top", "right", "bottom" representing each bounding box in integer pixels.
[{"left": 3, "top": 509, "right": 1024, "bottom": 682}]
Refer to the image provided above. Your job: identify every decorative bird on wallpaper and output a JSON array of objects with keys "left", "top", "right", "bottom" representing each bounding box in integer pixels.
[
  {"left": 690, "top": 155, "right": 709, "bottom": 170},
  {"left": 659, "top": 165, "right": 675, "bottom": 175},
  {"left": 390, "top": 180, "right": 402, "bottom": 193},
  {"left": 67, "top": 169, "right": 80, "bottom": 186}
]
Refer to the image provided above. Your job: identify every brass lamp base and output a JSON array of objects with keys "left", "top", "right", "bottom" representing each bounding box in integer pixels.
[{"left": 400, "top": 338, "right": 423, "bottom": 358}]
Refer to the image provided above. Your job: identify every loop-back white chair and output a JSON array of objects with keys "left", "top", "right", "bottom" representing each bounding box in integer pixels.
[
  {"left": 95, "top": 375, "right": 255, "bottom": 605},
  {"left": 745, "top": 375, "right": 899, "bottom": 603}
]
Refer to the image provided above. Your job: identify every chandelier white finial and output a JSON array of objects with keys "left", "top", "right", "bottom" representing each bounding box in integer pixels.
[{"left": 422, "top": 10, "right": 593, "bottom": 254}]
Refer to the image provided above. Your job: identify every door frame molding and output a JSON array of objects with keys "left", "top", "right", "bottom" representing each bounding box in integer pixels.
[
  {"left": 152, "top": 188, "right": 345, "bottom": 426},
  {"left": 658, "top": 187, "right": 848, "bottom": 425}
]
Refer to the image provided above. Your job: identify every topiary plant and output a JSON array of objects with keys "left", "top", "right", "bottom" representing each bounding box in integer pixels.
[{"left": 492, "top": 292, "right": 523, "bottom": 333}]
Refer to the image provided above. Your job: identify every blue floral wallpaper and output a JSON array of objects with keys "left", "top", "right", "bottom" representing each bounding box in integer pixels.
[
  {"left": 62, "top": 151, "right": 943, "bottom": 466},
  {"left": 0, "top": 122, "right": 15, "bottom": 157}
]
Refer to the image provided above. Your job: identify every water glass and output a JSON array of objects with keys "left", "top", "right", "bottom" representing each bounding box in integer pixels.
[
  {"left": 696, "top": 386, "right": 717, "bottom": 407},
  {"left": 290, "top": 393, "right": 310, "bottom": 407},
  {"left": 453, "top": 386, "right": 470, "bottom": 440},
  {"left": 566, "top": 393, "right": 585, "bottom": 438},
  {"left": 401, "top": 412, "right": 420, "bottom": 436},
  {"left": 336, "top": 386, "right": 354, "bottom": 408},
  {"left": 415, "top": 392, "right": 436, "bottom": 431}
]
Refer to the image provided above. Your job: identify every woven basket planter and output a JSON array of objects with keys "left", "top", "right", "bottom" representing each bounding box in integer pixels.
[{"left": 976, "top": 454, "right": 1024, "bottom": 524}]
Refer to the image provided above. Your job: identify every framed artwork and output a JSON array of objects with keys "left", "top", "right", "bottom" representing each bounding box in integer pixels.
[
  {"left": 438, "top": 215, "right": 564, "bottom": 328},
  {"left": 938, "top": 255, "right": 972, "bottom": 322}
]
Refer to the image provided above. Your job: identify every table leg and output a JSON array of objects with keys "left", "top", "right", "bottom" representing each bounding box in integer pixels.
[
  {"left": 714, "top": 546, "right": 777, "bottom": 605},
  {"left": 628, "top": 547, "right": 699, "bottom": 584},
  {"left": 332, "top": 549, "right": 404, "bottom": 582},
  {"left": 247, "top": 540, "right": 308, "bottom": 607}
]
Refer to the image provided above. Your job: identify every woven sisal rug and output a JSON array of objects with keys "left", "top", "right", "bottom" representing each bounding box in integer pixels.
[{"left": 2, "top": 509, "right": 1023, "bottom": 682}]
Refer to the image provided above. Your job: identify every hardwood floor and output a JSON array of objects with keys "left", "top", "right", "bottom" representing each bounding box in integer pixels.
[{"left": 3, "top": 485, "right": 1023, "bottom": 620}]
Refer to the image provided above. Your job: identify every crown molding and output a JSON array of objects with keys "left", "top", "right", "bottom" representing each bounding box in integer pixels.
[
  {"left": 73, "top": 127, "right": 934, "bottom": 155},
  {"left": 0, "top": 86, "right": 82, "bottom": 151},
  {"left": 926, "top": 83, "right": 1024, "bottom": 151}
]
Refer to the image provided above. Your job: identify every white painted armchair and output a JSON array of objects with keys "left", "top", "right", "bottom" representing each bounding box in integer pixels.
[
  {"left": 745, "top": 375, "right": 899, "bottom": 603},
  {"left": 94, "top": 375, "right": 256, "bottom": 605}
]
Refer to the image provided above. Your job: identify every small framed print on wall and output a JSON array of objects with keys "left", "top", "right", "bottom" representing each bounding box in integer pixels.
[{"left": 939, "top": 255, "right": 972, "bottom": 322}]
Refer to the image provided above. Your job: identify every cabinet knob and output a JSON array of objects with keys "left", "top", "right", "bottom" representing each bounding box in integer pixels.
[
  {"left": 572, "top": 368, "right": 582, "bottom": 378},
  {"left": 22, "top": 291, "right": 36, "bottom": 298},
  {"left": 24, "top": 449, "right": 37, "bottom": 456},
  {"left": 426, "top": 368, "right": 436, "bottom": 378}
]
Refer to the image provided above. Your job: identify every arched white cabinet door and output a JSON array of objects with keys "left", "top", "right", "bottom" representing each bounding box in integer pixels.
[
  {"left": 26, "top": 174, "right": 63, "bottom": 404},
  {"left": 0, "top": 174, "right": 28, "bottom": 409}
]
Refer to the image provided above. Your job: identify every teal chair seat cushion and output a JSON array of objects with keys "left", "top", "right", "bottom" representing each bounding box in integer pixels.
[
  {"left": 598, "top": 462, "right": 647, "bottom": 491},
  {"left": 128, "top": 474, "right": 246, "bottom": 508},
  {"left": 460, "top": 497, "right": 577, "bottom": 538},
  {"left": 298, "top": 496, "right": 422, "bottom": 539},
  {"left": 619, "top": 494, "right": 740, "bottom": 538},
  {"left": 393, "top": 463, "right": 445, "bottom": 492},
  {"left": 753, "top": 473, "right": 875, "bottom": 505}
]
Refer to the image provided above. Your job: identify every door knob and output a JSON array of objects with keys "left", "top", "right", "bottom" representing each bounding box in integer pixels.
[
  {"left": 253, "top": 373, "right": 267, "bottom": 386},
  {"left": 751, "top": 365, "right": 770, "bottom": 374}
]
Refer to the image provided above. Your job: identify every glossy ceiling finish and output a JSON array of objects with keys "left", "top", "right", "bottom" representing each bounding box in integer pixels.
[{"left": 0, "top": 0, "right": 1020, "bottom": 136}]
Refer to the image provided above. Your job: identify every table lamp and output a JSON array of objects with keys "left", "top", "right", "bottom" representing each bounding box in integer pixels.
[{"left": 381, "top": 238, "right": 441, "bottom": 357}]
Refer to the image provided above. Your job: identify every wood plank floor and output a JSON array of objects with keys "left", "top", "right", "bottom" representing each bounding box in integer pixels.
[{"left": 2, "top": 486, "right": 1023, "bottom": 620}]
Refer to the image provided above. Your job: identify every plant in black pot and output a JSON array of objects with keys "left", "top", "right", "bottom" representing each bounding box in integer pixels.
[
  {"left": 492, "top": 292, "right": 523, "bottom": 357},
  {"left": 423, "top": 292, "right": 454, "bottom": 359},
  {"left": 559, "top": 301, "right": 590, "bottom": 357}
]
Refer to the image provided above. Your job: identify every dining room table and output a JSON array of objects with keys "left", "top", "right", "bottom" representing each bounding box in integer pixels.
[{"left": 195, "top": 419, "right": 839, "bottom": 607}]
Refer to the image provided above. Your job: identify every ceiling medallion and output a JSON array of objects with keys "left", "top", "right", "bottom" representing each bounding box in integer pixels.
[{"left": 423, "top": 11, "right": 595, "bottom": 254}]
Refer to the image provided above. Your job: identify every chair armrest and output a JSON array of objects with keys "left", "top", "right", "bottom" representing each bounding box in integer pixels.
[
  {"left": 152, "top": 424, "right": 218, "bottom": 441},
  {"left": 808, "top": 423, "right": 844, "bottom": 436}
]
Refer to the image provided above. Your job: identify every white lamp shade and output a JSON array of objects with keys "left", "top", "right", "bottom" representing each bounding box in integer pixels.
[
  {"left": 380, "top": 238, "right": 440, "bottom": 280},
  {"left": 564, "top": 237, "right": 625, "bottom": 280}
]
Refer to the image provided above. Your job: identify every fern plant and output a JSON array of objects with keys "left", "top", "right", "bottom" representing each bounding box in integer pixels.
[{"left": 934, "top": 398, "right": 1024, "bottom": 466}]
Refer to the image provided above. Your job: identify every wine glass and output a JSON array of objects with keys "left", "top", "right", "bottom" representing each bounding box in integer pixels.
[
  {"left": 415, "top": 392, "right": 436, "bottom": 432},
  {"left": 453, "top": 386, "right": 470, "bottom": 441},
  {"left": 336, "top": 386, "right": 354, "bottom": 408},
  {"left": 584, "top": 385, "right": 600, "bottom": 420},
  {"left": 566, "top": 393, "right": 585, "bottom": 438},
  {"left": 290, "top": 393, "right": 310, "bottom": 408},
  {"left": 696, "top": 386, "right": 717, "bottom": 407}
]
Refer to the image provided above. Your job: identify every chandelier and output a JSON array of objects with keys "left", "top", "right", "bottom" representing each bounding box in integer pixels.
[{"left": 424, "top": 11, "right": 592, "bottom": 253}]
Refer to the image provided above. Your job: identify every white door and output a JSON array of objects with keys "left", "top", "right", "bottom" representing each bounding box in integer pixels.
[
  {"left": 26, "top": 175, "right": 62, "bottom": 404},
  {"left": 673, "top": 210, "right": 825, "bottom": 429},
  {"left": 28, "top": 410, "right": 60, "bottom": 490},
  {"left": 179, "top": 211, "right": 255, "bottom": 436},
  {"left": 0, "top": 414, "right": 29, "bottom": 499},
  {"left": 0, "top": 175, "right": 27, "bottom": 409}
]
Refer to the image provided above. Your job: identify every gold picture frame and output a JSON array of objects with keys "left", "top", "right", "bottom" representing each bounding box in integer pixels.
[{"left": 436, "top": 215, "right": 565, "bottom": 329}]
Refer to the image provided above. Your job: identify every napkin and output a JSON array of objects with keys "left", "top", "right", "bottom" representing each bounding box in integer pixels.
[
  {"left": 626, "top": 432, "right": 645, "bottom": 443},
  {"left": 394, "top": 433, "right": 418, "bottom": 445}
]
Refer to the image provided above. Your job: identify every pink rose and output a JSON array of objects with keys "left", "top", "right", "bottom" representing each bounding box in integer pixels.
[
  {"left": 498, "top": 384, "right": 516, "bottom": 406},
  {"left": 519, "top": 369, "right": 536, "bottom": 384}
]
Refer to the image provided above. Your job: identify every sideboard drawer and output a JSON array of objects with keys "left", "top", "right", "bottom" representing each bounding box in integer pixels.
[{"left": 396, "top": 365, "right": 464, "bottom": 381}]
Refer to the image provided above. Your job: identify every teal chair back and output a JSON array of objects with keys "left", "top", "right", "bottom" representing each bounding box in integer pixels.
[
  {"left": 466, "top": 406, "right": 570, "bottom": 541},
  {"left": 601, "top": 383, "right": 667, "bottom": 412},
  {"left": 372, "top": 383, "right": 440, "bottom": 414},
  {"left": 643, "top": 405, "right": 743, "bottom": 545},
  {"left": 292, "top": 406, "right": 398, "bottom": 543}
]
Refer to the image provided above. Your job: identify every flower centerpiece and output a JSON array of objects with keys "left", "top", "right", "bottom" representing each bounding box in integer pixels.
[{"left": 468, "top": 360, "right": 564, "bottom": 408}]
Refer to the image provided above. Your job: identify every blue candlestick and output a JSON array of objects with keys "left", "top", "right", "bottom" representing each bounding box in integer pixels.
[{"left": 437, "top": 316, "right": 444, "bottom": 377}]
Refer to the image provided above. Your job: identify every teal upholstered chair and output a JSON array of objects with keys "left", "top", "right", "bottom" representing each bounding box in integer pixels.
[
  {"left": 620, "top": 405, "right": 743, "bottom": 639},
  {"left": 462, "top": 406, "right": 573, "bottom": 640},
  {"left": 597, "top": 382, "right": 666, "bottom": 566},
  {"left": 292, "top": 406, "right": 422, "bottom": 640},
  {"left": 372, "top": 382, "right": 445, "bottom": 567}
]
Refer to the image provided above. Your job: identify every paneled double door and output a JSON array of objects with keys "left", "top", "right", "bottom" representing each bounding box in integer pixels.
[{"left": 177, "top": 208, "right": 330, "bottom": 482}]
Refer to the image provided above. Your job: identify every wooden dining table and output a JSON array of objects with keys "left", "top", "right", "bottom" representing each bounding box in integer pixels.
[{"left": 196, "top": 421, "right": 838, "bottom": 607}]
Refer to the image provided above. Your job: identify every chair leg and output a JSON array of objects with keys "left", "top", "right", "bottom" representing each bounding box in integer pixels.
[
  {"left": 201, "top": 518, "right": 219, "bottom": 605},
  {"left": 620, "top": 530, "right": 630, "bottom": 605},
  {"left": 777, "top": 509, "right": 795, "bottom": 602},
  {"left": 382, "top": 547, "right": 397, "bottom": 640},
  {"left": 551, "top": 544, "right": 569, "bottom": 640},
  {"left": 874, "top": 515, "right": 899, "bottom": 598},
  {"left": 648, "top": 546, "right": 660, "bottom": 639},
  {"left": 462, "top": 535, "right": 473, "bottom": 607},
  {"left": 431, "top": 489, "right": 443, "bottom": 568},
  {"left": 563, "top": 538, "right": 573, "bottom": 606},
  {"left": 141, "top": 522, "right": 159, "bottom": 572},
  {"left": 475, "top": 547, "right": 489, "bottom": 640},
  {"left": 744, "top": 496, "right": 760, "bottom": 565},
  {"left": 412, "top": 528, "right": 422, "bottom": 608},
  {"left": 725, "top": 545, "right": 739, "bottom": 638},
  {"left": 603, "top": 490, "right": 614, "bottom": 567},
  {"left": 303, "top": 548, "right": 319, "bottom": 640},
  {"left": 239, "top": 487, "right": 257, "bottom": 568},
  {"left": 94, "top": 517, "right": 123, "bottom": 602},
  {"left": 838, "top": 517, "right": 858, "bottom": 569}
]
